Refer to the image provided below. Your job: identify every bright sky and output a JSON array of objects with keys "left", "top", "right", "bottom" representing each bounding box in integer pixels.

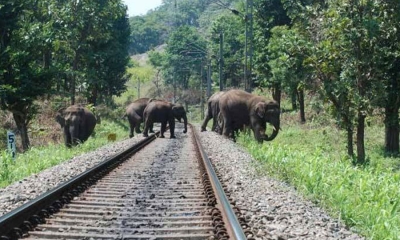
[{"left": 122, "top": 0, "right": 163, "bottom": 17}]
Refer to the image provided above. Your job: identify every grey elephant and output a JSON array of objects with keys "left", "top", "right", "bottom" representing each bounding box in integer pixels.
[
  {"left": 142, "top": 100, "right": 188, "bottom": 138},
  {"left": 56, "top": 105, "right": 97, "bottom": 147},
  {"left": 201, "top": 91, "right": 225, "bottom": 133},
  {"left": 219, "top": 89, "right": 280, "bottom": 143},
  {"left": 124, "top": 97, "right": 154, "bottom": 138}
]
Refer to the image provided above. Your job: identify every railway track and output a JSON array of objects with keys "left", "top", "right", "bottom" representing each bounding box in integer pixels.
[{"left": 0, "top": 125, "right": 253, "bottom": 240}]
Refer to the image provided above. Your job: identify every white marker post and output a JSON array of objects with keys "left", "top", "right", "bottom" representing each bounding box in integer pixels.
[{"left": 7, "top": 131, "right": 16, "bottom": 160}]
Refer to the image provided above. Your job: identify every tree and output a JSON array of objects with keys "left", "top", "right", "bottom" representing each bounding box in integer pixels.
[
  {"left": 210, "top": 13, "right": 245, "bottom": 89},
  {"left": 0, "top": 0, "right": 56, "bottom": 151},
  {"left": 304, "top": 0, "right": 384, "bottom": 164},
  {"left": 163, "top": 26, "right": 207, "bottom": 98},
  {"left": 268, "top": 25, "right": 311, "bottom": 122},
  {"left": 52, "top": 0, "right": 130, "bottom": 106},
  {"left": 129, "top": 16, "right": 164, "bottom": 54},
  {"left": 84, "top": 1, "right": 131, "bottom": 105},
  {"left": 253, "top": 0, "right": 291, "bottom": 103},
  {"left": 375, "top": 1, "right": 400, "bottom": 154}
]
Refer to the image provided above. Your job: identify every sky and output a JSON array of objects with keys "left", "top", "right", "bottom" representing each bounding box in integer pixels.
[{"left": 122, "top": 0, "right": 163, "bottom": 17}]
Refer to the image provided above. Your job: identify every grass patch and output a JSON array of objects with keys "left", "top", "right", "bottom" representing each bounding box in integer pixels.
[
  {"left": 237, "top": 120, "right": 400, "bottom": 239},
  {"left": 0, "top": 119, "right": 129, "bottom": 188}
]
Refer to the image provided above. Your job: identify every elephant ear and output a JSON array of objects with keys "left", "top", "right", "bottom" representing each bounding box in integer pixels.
[
  {"left": 55, "top": 114, "right": 65, "bottom": 127},
  {"left": 255, "top": 102, "right": 266, "bottom": 119},
  {"left": 172, "top": 105, "right": 182, "bottom": 122},
  {"left": 55, "top": 107, "right": 66, "bottom": 127}
]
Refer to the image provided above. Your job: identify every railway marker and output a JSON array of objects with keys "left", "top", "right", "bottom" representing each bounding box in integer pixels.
[{"left": 7, "top": 130, "right": 16, "bottom": 160}]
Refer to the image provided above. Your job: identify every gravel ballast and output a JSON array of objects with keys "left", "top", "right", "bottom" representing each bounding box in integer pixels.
[
  {"left": 198, "top": 129, "right": 364, "bottom": 240},
  {"left": 0, "top": 124, "right": 364, "bottom": 240}
]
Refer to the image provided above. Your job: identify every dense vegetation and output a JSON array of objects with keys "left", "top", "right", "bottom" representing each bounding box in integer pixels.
[
  {"left": 1, "top": 0, "right": 400, "bottom": 238},
  {"left": 238, "top": 102, "right": 400, "bottom": 239},
  {"left": 0, "top": 0, "right": 130, "bottom": 150},
  {"left": 129, "top": 0, "right": 400, "bottom": 164}
]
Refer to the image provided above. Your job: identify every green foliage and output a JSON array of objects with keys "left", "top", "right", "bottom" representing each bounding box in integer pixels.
[
  {"left": 114, "top": 63, "right": 156, "bottom": 105},
  {"left": 253, "top": 0, "right": 291, "bottom": 80},
  {"left": 210, "top": 13, "right": 245, "bottom": 88},
  {"left": 52, "top": 0, "right": 131, "bottom": 105},
  {"left": 0, "top": 118, "right": 129, "bottom": 188},
  {"left": 266, "top": 25, "right": 311, "bottom": 92},
  {"left": 237, "top": 120, "right": 400, "bottom": 239},
  {"left": 129, "top": 16, "right": 165, "bottom": 54},
  {"left": 128, "top": 0, "right": 219, "bottom": 54},
  {"left": 0, "top": 0, "right": 131, "bottom": 150},
  {"left": 152, "top": 25, "right": 207, "bottom": 101}
]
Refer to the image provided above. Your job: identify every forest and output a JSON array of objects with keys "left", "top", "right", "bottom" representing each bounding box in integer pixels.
[
  {"left": 1, "top": 0, "right": 400, "bottom": 238},
  {"left": 1, "top": 0, "right": 399, "bottom": 161},
  {"left": 129, "top": 0, "right": 400, "bottom": 165}
]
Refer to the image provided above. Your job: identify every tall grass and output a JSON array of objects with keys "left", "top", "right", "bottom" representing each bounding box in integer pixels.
[
  {"left": 237, "top": 122, "right": 400, "bottom": 239},
  {"left": 0, "top": 120, "right": 129, "bottom": 188}
]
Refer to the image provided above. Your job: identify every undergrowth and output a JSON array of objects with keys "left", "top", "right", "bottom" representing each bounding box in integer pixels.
[
  {"left": 0, "top": 120, "right": 129, "bottom": 188},
  {"left": 237, "top": 113, "right": 400, "bottom": 239}
]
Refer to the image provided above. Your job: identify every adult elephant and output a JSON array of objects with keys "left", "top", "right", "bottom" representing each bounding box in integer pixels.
[
  {"left": 56, "top": 105, "right": 97, "bottom": 148},
  {"left": 124, "top": 97, "right": 154, "bottom": 138},
  {"left": 142, "top": 100, "right": 188, "bottom": 138},
  {"left": 200, "top": 91, "right": 225, "bottom": 133},
  {"left": 219, "top": 89, "right": 280, "bottom": 143}
]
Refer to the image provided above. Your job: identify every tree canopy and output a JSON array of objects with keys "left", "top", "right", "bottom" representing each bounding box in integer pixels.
[{"left": 0, "top": 0, "right": 131, "bottom": 150}]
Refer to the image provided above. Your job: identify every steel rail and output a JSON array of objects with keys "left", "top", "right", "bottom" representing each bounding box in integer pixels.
[
  {"left": 0, "top": 132, "right": 159, "bottom": 240},
  {"left": 191, "top": 125, "right": 247, "bottom": 240}
]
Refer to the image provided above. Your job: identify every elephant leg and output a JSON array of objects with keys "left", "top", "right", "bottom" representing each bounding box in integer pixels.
[
  {"left": 232, "top": 129, "right": 238, "bottom": 142},
  {"left": 64, "top": 127, "right": 72, "bottom": 148},
  {"left": 149, "top": 123, "right": 154, "bottom": 133},
  {"left": 169, "top": 118, "right": 176, "bottom": 138},
  {"left": 201, "top": 114, "right": 211, "bottom": 132},
  {"left": 222, "top": 115, "right": 233, "bottom": 139},
  {"left": 160, "top": 122, "right": 167, "bottom": 138},
  {"left": 134, "top": 121, "right": 141, "bottom": 134},
  {"left": 143, "top": 120, "right": 150, "bottom": 137},
  {"left": 128, "top": 117, "right": 136, "bottom": 137},
  {"left": 211, "top": 117, "right": 218, "bottom": 132}
]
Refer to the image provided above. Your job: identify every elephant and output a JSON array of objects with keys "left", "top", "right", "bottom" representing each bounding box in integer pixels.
[
  {"left": 142, "top": 100, "right": 188, "bottom": 138},
  {"left": 219, "top": 89, "right": 280, "bottom": 143},
  {"left": 200, "top": 91, "right": 225, "bottom": 133},
  {"left": 124, "top": 98, "right": 154, "bottom": 138},
  {"left": 55, "top": 105, "right": 97, "bottom": 148}
]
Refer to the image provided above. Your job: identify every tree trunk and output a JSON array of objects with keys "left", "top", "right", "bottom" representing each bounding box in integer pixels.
[
  {"left": 356, "top": 111, "right": 366, "bottom": 164},
  {"left": 291, "top": 89, "right": 297, "bottom": 110},
  {"left": 71, "top": 51, "right": 79, "bottom": 105},
  {"left": 297, "top": 89, "right": 306, "bottom": 123},
  {"left": 272, "top": 84, "right": 281, "bottom": 106},
  {"left": 12, "top": 111, "right": 30, "bottom": 151},
  {"left": 385, "top": 104, "right": 399, "bottom": 154},
  {"left": 88, "top": 85, "right": 98, "bottom": 106},
  {"left": 346, "top": 126, "right": 354, "bottom": 158},
  {"left": 384, "top": 64, "right": 399, "bottom": 154}
]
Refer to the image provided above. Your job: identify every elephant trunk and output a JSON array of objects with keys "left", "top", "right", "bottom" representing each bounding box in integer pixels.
[
  {"left": 183, "top": 114, "right": 188, "bottom": 133},
  {"left": 264, "top": 122, "right": 279, "bottom": 141}
]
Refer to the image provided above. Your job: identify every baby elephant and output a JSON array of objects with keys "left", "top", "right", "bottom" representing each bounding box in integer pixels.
[
  {"left": 143, "top": 100, "right": 188, "bottom": 138},
  {"left": 56, "top": 105, "right": 97, "bottom": 147}
]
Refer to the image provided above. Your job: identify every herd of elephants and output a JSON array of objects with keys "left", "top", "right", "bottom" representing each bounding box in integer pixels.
[{"left": 55, "top": 89, "right": 281, "bottom": 148}]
